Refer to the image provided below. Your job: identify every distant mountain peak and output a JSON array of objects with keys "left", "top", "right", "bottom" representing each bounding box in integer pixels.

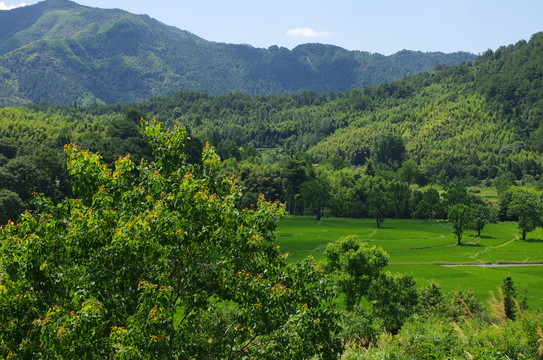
[{"left": 0, "top": 1, "right": 477, "bottom": 106}]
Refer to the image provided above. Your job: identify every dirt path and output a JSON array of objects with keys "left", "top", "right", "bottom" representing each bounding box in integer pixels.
[{"left": 442, "top": 264, "right": 543, "bottom": 267}]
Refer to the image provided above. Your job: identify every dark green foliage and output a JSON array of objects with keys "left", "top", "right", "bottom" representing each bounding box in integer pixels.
[
  {"left": 502, "top": 276, "right": 517, "bottom": 320},
  {"left": 367, "top": 179, "right": 392, "bottom": 228},
  {"left": 0, "top": 189, "right": 24, "bottom": 224},
  {"left": 301, "top": 176, "right": 331, "bottom": 220},
  {"left": 412, "top": 187, "right": 444, "bottom": 220},
  {"left": 372, "top": 133, "right": 406, "bottom": 170},
  {"left": 443, "top": 181, "right": 469, "bottom": 207},
  {"left": 368, "top": 272, "right": 418, "bottom": 334}
]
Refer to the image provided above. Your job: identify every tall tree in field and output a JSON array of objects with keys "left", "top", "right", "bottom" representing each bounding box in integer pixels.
[
  {"left": 470, "top": 203, "right": 492, "bottom": 237},
  {"left": 507, "top": 187, "right": 542, "bottom": 240},
  {"left": 0, "top": 120, "right": 342, "bottom": 359},
  {"left": 448, "top": 203, "right": 472, "bottom": 245},
  {"left": 502, "top": 276, "right": 517, "bottom": 320}
]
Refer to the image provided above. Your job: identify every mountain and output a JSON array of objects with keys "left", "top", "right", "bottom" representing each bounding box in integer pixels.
[{"left": 0, "top": 0, "right": 476, "bottom": 106}]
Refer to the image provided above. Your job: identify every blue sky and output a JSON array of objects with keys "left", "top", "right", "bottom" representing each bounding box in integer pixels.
[{"left": 2, "top": 0, "right": 542, "bottom": 55}]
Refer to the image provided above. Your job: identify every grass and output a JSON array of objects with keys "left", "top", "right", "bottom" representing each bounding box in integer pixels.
[{"left": 276, "top": 216, "right": 543, "bottom": 308}]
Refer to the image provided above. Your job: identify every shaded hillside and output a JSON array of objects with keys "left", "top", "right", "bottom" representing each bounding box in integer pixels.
[{"left": 0, "top": 0, "right": 475, "bottom": 106}]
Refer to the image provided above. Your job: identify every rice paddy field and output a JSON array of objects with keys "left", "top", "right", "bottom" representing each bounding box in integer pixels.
[{"left": 276, "top": 216, "right": 543, "bottom": 308}]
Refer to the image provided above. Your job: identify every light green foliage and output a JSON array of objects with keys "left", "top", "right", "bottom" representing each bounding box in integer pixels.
[
  {"left": 507, "top": 187, "right": 543, "bottom": 240},
  {"left": 418, "top": 279, "right": 444, "bottom": 314},
  {"left": 345, "top": 311, "right": 543, "bottom": 359},
  {"left": 324, "top": 235, "right": 389, "bottom": 310},
  {"left": 0, "top": 120, "right": 342, "bottom": 359}
]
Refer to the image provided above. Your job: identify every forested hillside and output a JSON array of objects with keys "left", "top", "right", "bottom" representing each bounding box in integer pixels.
[
  {"left": 118, "top": 32, "right": 542, "bottom": 183},
  {"left": 0, "top": 0, "right": 475, "bottom": 106},
  {"left": 1, "top": 32, "right": 542, "bottom": 224}
]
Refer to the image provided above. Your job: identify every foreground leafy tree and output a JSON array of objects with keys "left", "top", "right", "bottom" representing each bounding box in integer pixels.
[{"left": 0, "top": 120, "right": 341, "bottom": 359}]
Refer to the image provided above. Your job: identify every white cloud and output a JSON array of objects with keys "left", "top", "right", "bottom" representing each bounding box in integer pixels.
[
  {"left": 286, "top": 27, "right": 332, "bottom": 38},
  {"left": 0, "top": 1, "right": 28, "bottom": 10}
]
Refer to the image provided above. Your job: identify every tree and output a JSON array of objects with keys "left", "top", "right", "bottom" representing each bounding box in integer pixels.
[
  {"left": 398, "top": 160, "right": 425, "bottom": 186},
  {"left": 301, "top": 176, "right": 331, "bottom": 220},
  {"left": 372, "top": 133, "right": 405, "bottom": 170},
  {"left": 502, "top": 276, "right": 517, "bottom": 320},
  {"left": 0, "top": 120, "right": 341, "bottom": 359},
  {"left": 387, "top": 180, "right": 411, "bottom": 218},
  {"left": 0, "top": 189, "right": 24, "bottom": 224},
  {"left": 443, "top": 181, "right": 469, "bottom": 207},
  {"left": 324, "top": 235, "right": 389, "bottom": 311},
  {"left": 447, "top": 204, "right": 472, "bottom": 245},
  {"left": 418, "top": 280, "right": 444, "bottom": 314},
  {"left": 368, "top": 272, "right": 418, "bottom": 334},
  {"left": 367, "top": 180, "right": 392, "bottom": 228},
  {"left": 423, "top": 187, "right": 443, "bottom": 220},
  {"left": 470, "top": 203, "right": 492, "bottom": 237},
  {"left": 507, "top": 188, "right": 542, "bottom": 240}
]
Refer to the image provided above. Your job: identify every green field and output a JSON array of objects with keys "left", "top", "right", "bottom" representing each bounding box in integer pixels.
[{"left": 276, "top": 216, "right": 543, "bottom": 308}]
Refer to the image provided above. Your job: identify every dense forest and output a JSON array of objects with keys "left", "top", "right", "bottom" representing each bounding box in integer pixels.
[{"left": 0, "top": 0, "right": 475, "bottom": 106}]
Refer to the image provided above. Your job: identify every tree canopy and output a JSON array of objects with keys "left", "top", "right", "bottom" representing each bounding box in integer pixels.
[{"left": 0, "top": 120, "right": 341, "bottom": 359}]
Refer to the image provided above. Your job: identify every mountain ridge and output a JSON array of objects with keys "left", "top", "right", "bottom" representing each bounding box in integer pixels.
[{"left": 0, "top": 0, "right": 476, "bottom": 106}]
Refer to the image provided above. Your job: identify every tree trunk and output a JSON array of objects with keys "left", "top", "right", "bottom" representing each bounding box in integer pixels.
[
  {"left": 522, "top": 230, "right": 526, "bottom": 240},
  {"left": 457, "top": 235, "right": 462, "bottom": 245}
]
